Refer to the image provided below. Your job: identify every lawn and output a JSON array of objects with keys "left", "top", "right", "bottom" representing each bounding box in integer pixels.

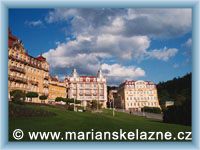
[{"left": 9, "top": 103, "right": 191, "bottom": 141}]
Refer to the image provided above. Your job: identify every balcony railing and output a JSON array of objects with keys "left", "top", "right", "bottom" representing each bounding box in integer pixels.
[
  {"left": 43, "top": 83, "right": 49, "bottom": 88},
  {"left": 8, "top": 54, "right": 49, "bottom": 72},
  {"left": 10, "top": 66, "right": 25, "bottom": 74},
  {"left": 44, "top": 76, "right": 49, "bottom": 80},
  {"left": 29, "top": 80, "right": 39, "bottom": 86},
  {"left": 8, "top": 75, "right": 28, "bottom": 84}
]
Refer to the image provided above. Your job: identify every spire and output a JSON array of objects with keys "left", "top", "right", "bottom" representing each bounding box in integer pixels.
[
  {"left": 72, "top": 68, "right": 78, "bottom": 77},
  {"left": 97, "top": 67, "right": 103, "bottom": 78}
]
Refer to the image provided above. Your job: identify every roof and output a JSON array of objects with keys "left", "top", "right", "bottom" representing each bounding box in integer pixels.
[
  {"left": 80, "top": 76, "right": 96, "bottom": 78},
  {"left": 8, "top": 29, "right": 18, "bottom": 48},
  {"left": 36, "top": 55, "right": 46, "bottom": 61},
  {"left": 119, "top": 80, "right": 155, "bottom": 87},
  {"left": 8, "top": 28, "right": 48, "bottom": 63}
]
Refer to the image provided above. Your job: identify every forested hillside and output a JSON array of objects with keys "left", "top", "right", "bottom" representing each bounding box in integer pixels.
[
  {"left": 157, "top": 73, "right": 191, "bottom": 108},
  {"left": 157, "top": 73, "right": 191, "bottom": 125}
]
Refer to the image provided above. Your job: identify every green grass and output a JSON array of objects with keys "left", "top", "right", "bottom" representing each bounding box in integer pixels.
[{"left": 9, "top": 103, "right": 191, "bottom": 141}]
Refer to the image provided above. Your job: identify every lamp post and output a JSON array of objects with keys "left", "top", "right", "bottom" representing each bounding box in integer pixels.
[
  {"left": 73, "top": 98, "right": 75, "bottom": 112},
  {"left": 97, "top": 99, "right": 99, "bottom": 111},
  {"left": 112, "top": 99, "right": 115, "bottom": 117}
]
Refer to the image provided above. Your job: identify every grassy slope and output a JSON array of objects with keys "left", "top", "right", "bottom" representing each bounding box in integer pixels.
[{"left": 9, "top": 104, "right": 191, "bottom": 141}]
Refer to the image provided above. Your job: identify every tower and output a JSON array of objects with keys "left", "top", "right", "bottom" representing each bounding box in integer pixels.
[{"left": 72, "top": 68, "right": 78, "bottom": 78}]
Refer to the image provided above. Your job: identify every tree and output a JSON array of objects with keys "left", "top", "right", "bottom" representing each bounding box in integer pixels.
[
  {"left": 75, "top": 100, "right": 81, "bottom": 104},
  {"left": 91, "top": 100, "right": 98, "bottom": 109},
  {"left": 90, "top": 100, "right": 102, "bottom": 110},
  {"left": 26, "top": 92, "right": 38, "bottom": 102},
  {"left": 10, "top": 90, "right": 25, "bottom": 104},
  {"left": 55, "top": 97, "right": 65, "bottom": 102},
  {"left": 66, "top": 98, "right": 74, "bottom": 104},
  {"left": 39, "top": 95, "right": 48, "bottom": 103}
]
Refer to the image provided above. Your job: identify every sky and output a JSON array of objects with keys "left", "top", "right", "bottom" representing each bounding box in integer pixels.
[{"left": 9, "top": 8, "right": 192, "bottom": 86}]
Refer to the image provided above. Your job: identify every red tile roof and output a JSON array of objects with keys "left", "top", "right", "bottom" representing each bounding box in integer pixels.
[{"left": 36, "top": 55, "right": 46, "bottom": 61}]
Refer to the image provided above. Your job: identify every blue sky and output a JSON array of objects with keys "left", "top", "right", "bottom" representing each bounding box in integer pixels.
[{"left": 9, "top": 8, "right": 192, "bottom": 86}]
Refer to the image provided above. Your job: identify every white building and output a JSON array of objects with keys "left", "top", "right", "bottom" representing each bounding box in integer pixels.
[
  {"left": 117, "top": 80, "right": 161, "bottom": 111},
  {"left": 65, "top": 69, "right": 107, "bottom": 108}
]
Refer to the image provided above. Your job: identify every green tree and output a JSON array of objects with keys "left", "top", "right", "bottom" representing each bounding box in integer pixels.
[
  {"left": 10, "top": 90, "right": 25, "bottom": 104},
  {"left": 26, "top": 92, "right": 38, "bottom": 102},
  {"left": 39, "top": 95, "right": 48, "bottom": 103},
  {"left": 75, "top": 100, "right": 81, "bottom": 104},
  {"left": 66, "top": 98, "right": 74, "bottom": 104},
  {"left": 55, "top": 97, "right": 65, "bottom": 102}
]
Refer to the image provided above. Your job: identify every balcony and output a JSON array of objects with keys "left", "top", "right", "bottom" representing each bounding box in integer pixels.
[
  {"left": 29, "top": 80, "right": 39, "bottom": 86},
  {"left": 8, "top": 75, "right": 28, "bottom": 84},
  {"left": 9, "top": 54, "right": 49, "bottom": 72},
  {"left": 10, "top": 66, "right": 25, "bottom": 74},
  {"left": 43, "top": 83, "right": 49, "bottom": 88},
  {"left": 44, "top": 76, "right": 49, "bottom": 80}
]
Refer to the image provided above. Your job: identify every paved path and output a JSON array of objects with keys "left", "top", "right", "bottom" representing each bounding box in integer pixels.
[{"left": 116, "top": 109, "right": 163, "bottom": 121}]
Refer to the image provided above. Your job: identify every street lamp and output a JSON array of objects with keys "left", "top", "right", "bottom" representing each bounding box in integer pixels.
[
  {"left": 112, "top": 98, "right": 115, "bottom": 117},
  {"left": 73, "top": 98, "right": 75, "bottom": 112}
]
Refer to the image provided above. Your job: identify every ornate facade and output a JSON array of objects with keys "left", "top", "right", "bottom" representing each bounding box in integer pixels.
[
  {"left": 117, "top": 80, "right": 160, "bottom": 111},
  {"left": 48, "top": 76, "right": 67, "bottom": 101},
  {"left": 8, "top": 30, "right": 66, "bottom": 103},
  {"left": 65, "top": 69, "right": 107, "bottom": 108}
]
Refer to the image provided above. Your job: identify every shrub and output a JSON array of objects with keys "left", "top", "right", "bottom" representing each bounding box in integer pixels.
[
  {"left": 55, "top": 97, "right": 65, "bottom": 102},
  {"left": 26, "top": 92, "right": 38, "bottom": 102},
  {"left": 39, "top": 95, "right": 48, "bottom": 103},
  {"left": 163, "top": 99, "right": 191, "bottom": 126},
  {"left": 10, "top": 90, "right": 25, "bottom": 104},
  {"left": 141, "top": 107, "right": 162, "bottom": 114},
  {"left": 67, "top": 105, "right": 74, "bottom": 111},
  {"left": 66, "top": 98, "right": 74, "bottom": 104}
]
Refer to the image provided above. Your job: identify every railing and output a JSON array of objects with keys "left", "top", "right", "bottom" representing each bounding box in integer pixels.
[
  {"left": 43, "top": 83, "right": 49, "bottom": 88},
  {"left": 29, "top": 80, "right": 39, "bottom": 86},
  {"left": 8, "top": 54, "right": 49, "bottom": 72},
  {"left": 8, "top": 75, "right": 28, "bottom": 84},
  {"left": 10, "top": 66, "right": 25, "bottom": 74},
  {"left": 44, "top": 76, "right": 49, "bottom": 80}
]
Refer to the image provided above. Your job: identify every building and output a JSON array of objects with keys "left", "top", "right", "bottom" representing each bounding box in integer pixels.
[
  {"left": 165, "top": 101, "right": 174, "bottom": 107},
  {"left": 8, "top": 30, "right": 50, "bottom": 103},
  {"left": 48, "top": 76, "right": 67, "bottom": 101},
  {"left": 65, "top": 69, "right": 107, "bottom": 108},
  {"left": 117, "top": 80, "right": 160, "bottom": 111}
]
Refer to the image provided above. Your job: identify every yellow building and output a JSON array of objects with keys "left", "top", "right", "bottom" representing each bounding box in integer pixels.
[
  {"left": 8, "top": 30, "right": 50, "bottom": 103},
  {"left": 8, "top": 30, "right": 68, "bottom": 104},
  {"left": 48, "top": 76, "right": 67, "bottom": 101},
  {"left": 117, "top": 80, "right": 160, "bottom": 111}
]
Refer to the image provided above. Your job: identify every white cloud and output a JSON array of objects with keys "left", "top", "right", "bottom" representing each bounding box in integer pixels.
[
  {"left": 183, "top": 38, "right": 192, "bottom": 49},
  {"left": 25, "top": 20, "right": 43, "bottom": 27},
  {"left": 42, "top": 8, "right": 191, "bottom": 85},
  {"left": 102, "top": 63, "right": 145, "bottom": 85},
  {"left": 46, "top": 8, "right": 191, "bottom": 38},
  {"left": 148, "top": 47, "right": 178, "bottom": 61}
]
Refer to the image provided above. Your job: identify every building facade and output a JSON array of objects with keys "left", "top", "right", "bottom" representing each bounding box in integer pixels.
[
  {"left": 48, "top": 76, "right": 67, "bottom": 101},
  {"left": 8, "top": 30, "right": 66, "bottom": 103},
  {"left": 8, "top": 30, "right": 50, "bottom": 103},
  {"left": 65, "top": 69, "right": 107, "bottom": 108},
  {"left": 117, "top": 80, "right": 160, "bottom": 111}
]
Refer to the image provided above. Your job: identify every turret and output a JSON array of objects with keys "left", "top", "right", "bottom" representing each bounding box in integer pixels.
[
  {"left": 72, "top": 68, "right": 78, "bottom": 78},
  {"left": 97, "top": 68, "right": 103, "bottom": 78}
]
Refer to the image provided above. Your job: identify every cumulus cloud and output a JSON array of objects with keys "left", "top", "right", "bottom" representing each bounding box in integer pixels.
[
  {"left": 101, "top": 63, "right": 145, "bottom": 85},
  {"left": 25, "top": 20, "right": 44, "bottom": 27},
  {"left": 148, "top": 47, "right": 178, "bottom": 61},
  {"left": 43, "top": 8, "right": 191, "bottom": 85},
  {"left": 46, "top": 8, "right": 191, "bottom": 38}
]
